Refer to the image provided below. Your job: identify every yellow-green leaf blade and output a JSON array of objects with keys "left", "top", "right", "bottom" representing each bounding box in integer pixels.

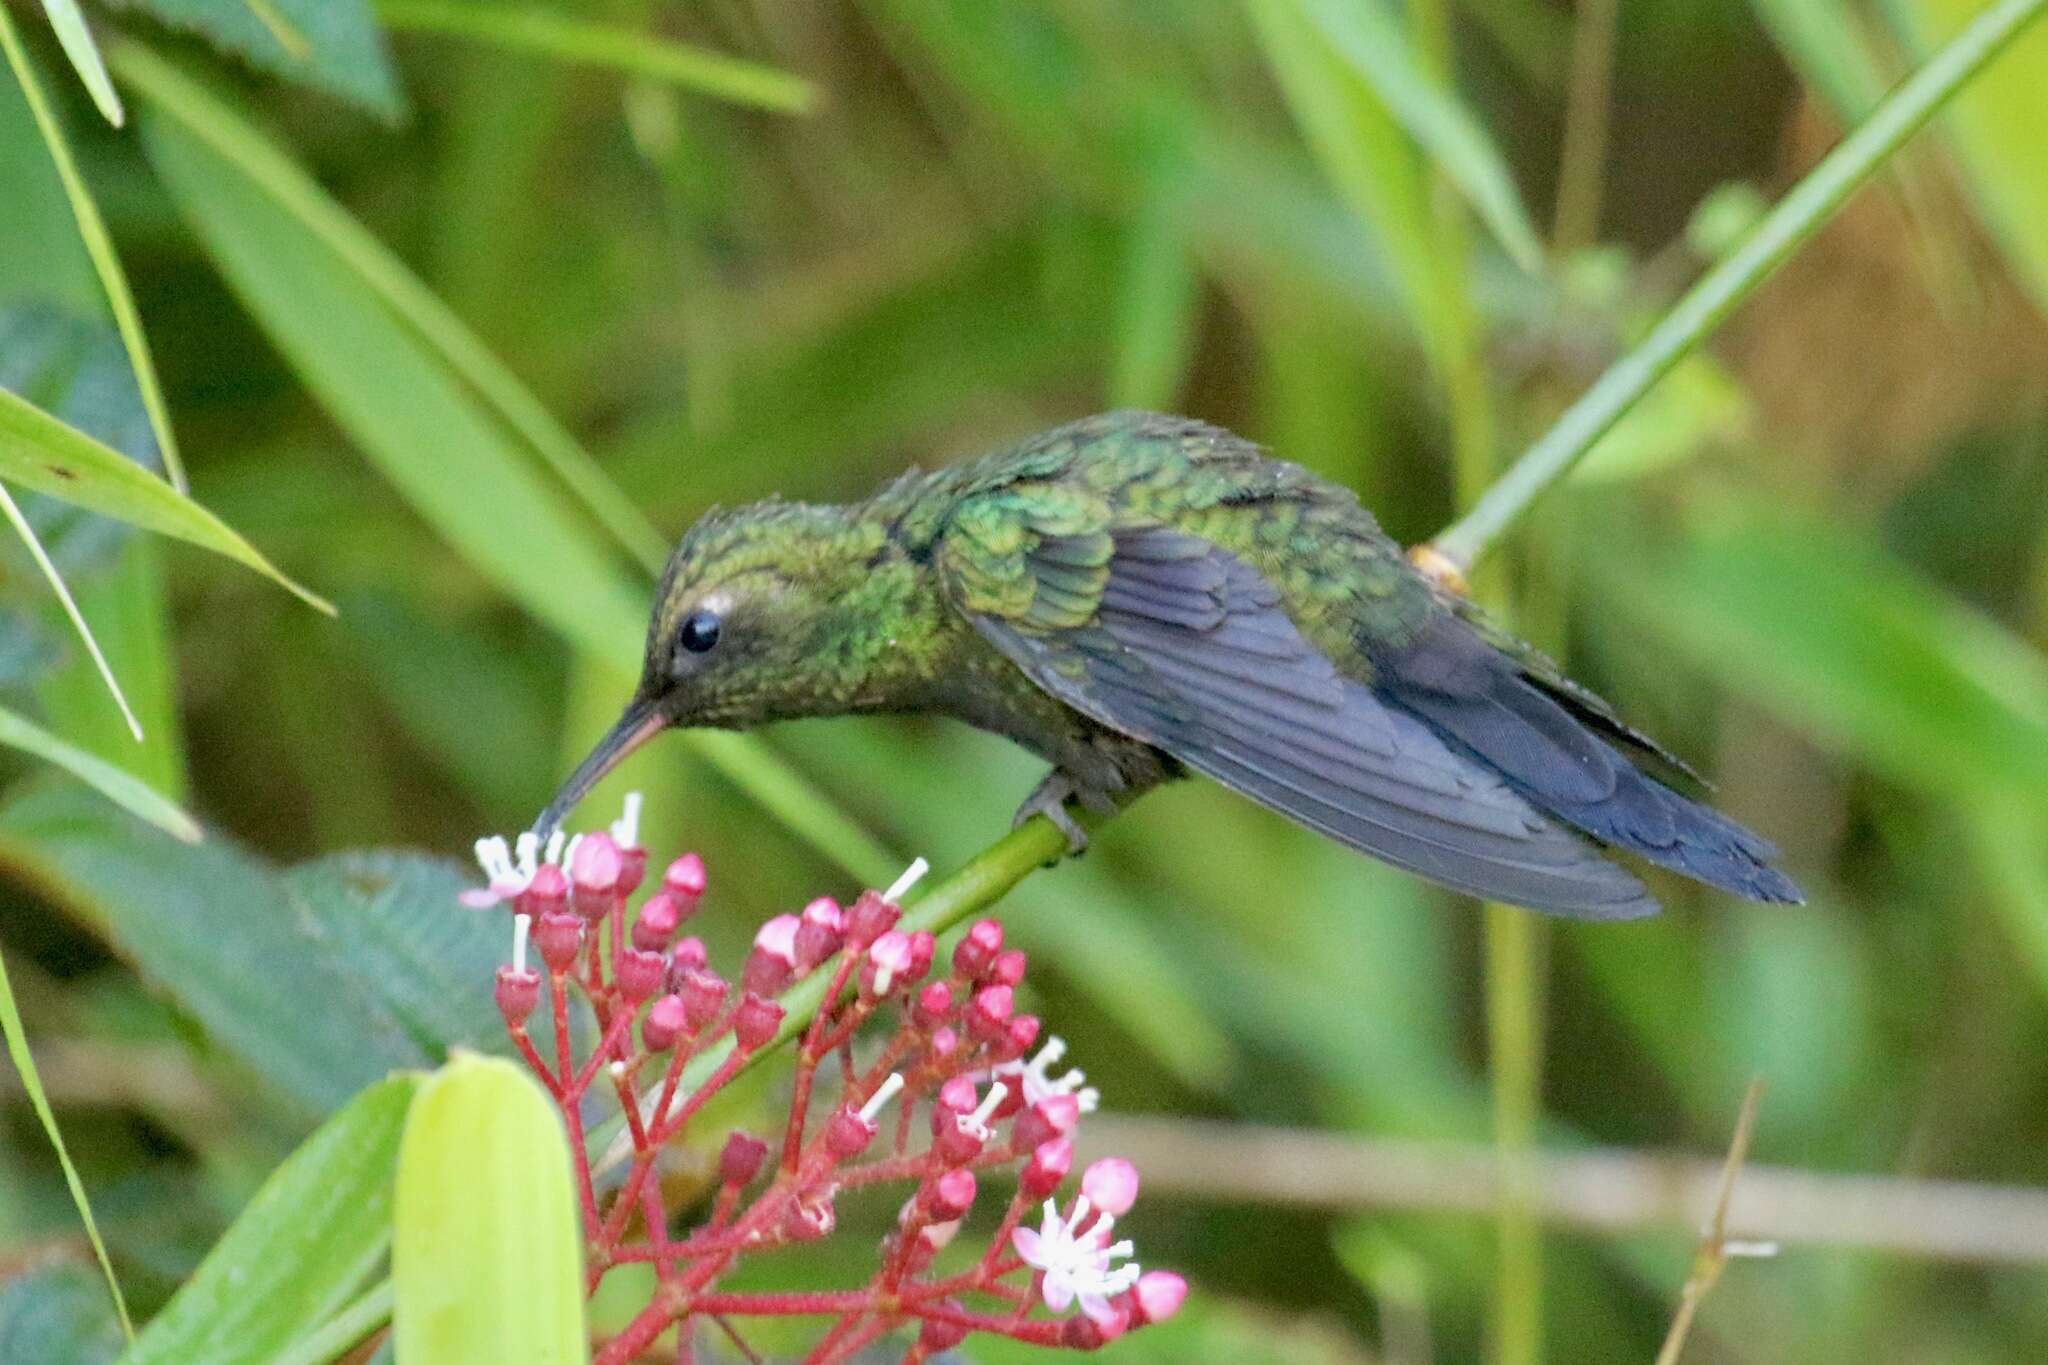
[
  {"left": 122, "top": 1074, "right": 422, "bottom": 1365},
  {"left": 34, "top": 0, "right": 123, "bottom": 124},
  {"left": 0, "top": 386, "right": 329, "bottom": 609},
  {"left": 394, "top": 1053, "right": 587, "bottom": 1365},
  {"left": 0, "top": 700, "right": 196, "bottom": 841}
]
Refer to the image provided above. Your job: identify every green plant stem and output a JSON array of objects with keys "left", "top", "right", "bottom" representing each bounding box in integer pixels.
[
  {"left": 1551, "top": 0, "right": 1619, "bottom": 254},
  {"left": 1431, "top": 0, "right": 2048, "bottom": 569}
]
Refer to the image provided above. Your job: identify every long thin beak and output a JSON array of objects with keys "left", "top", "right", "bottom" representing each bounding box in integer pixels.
[{"left": 532, "top": 696, "right": 669, "bottom": 839}]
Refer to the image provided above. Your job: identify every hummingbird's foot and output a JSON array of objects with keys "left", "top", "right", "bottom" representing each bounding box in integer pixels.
[{"left": 1014, "top": 771, "right": 1090, "bottom": 859}]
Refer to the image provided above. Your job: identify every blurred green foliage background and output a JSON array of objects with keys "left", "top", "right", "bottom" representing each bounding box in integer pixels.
[{"left": 4, "top": 0, "right": 2048, "bottom": 1361}]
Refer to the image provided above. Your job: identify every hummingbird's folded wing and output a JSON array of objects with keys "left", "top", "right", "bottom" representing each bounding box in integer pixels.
[{"left": 942, "top": 520, "right": 1659, "bottom": 919}]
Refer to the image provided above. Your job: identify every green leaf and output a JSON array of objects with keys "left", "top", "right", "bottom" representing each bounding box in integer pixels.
[
  {"left": 0, "top": 1263, "right": 125, "bottom": 1365},
  {"left": 393, "top": 1054, "right": 586, "bottom": 1365},
  {"left": 1749, "top": 0, "right": 1892, "bottom": 119},
  {"left": 1568, "top": 353, "right": 1751, "bottom": 483},
  {"left": 35, "top": 0, "right": 124, "bottom": 125},
  {"left": 106, "top": 0, "right": 403, "bottom": 118},
  {"left": 0, "top": 702, "right": 195, "bottom": 841},
  {"left": 0, "top": 386, "right": 329, "bottom": 610},
  {"left": 1108, "top": 178, "right": 1200, "bottom": 410},
  {"left": 0, "top": 7, "right": 184, "bottom": 491},
  {"left": 376, "top": 2, "right": 815, "bottom": 112},
  {"left": 0, "top": 947, "right": 133, "bottom": 1340},
  {"left": 1287, "top": 0, "right": 1543, "bottom": 271},
  {"left": 124, "top": 46, "right": 892, "bottom": 882},
  {"left": 0, "top": 478, "right": 141, "bottom": 740},
  {"left": 123, "top": 1074, "right": 421, "bottom": 1365},
  {"left": 0, "top": 786, "right": 431, "bottom": 1119}
]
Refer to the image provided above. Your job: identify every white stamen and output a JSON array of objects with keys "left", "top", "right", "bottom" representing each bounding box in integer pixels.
[
  {"left": 512, "top": 913, "right": 531, "bottom": 974},
  {"left": 612, "top": 791, "right": 643, "bottom": 848},
  {"left": 561, "top": 832, "right": 584, "bottom": 874},
  {"left": 962, "top": 1081, "right": 1009, "bottom": 1140},
  {"left": 858, "top": 1072, "right": 907, "bottom": 1122},
  {"left": 542, "top": 829, "right": 567, "bottom": 866},
  {"left": 883, "top": 856, "right": 930, "bottom": 904}
]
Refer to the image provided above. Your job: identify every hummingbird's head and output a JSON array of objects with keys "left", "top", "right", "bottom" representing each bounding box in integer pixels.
[{"left": 534, "top": 498, "right": 910, "bottom": 837}]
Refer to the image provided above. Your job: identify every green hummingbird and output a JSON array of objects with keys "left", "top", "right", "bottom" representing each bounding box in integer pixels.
[{"left": 537, "top": 412, "right": 1800, "bottom": 918}]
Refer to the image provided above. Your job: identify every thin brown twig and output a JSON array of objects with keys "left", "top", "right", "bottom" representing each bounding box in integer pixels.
[{"left": 1654, "top": 1079, "right": 1771, "bottom": 1365}]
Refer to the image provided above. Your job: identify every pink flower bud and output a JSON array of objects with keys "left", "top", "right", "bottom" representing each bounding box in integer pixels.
[
  {"left": 677, "top": 967, "right": 728, "bottom": 1029},
  {"left": 1003, "top": 1013, "right": 1042, "bottom": 1060},
  {"left": 904, "top": 930, "right": 936, "bottom": 982},
  {"left": 825, "top": 1105, "right": 878, "bottom": 1158},
  {"left": 535, "top": 911, "right": 582, "bottom": 971},
  {"left": 494, "top": 965, "right": 540, "bottom": 1025},
  {"left": 666, "top": 936, "right": 707, "bottom": 986},
  {"left": 1132, "top": 1271, "right": 1188, "bottom": 1325},
  {"left": 568, "top": 831, "right": 621, "bottom": 914},
  {"left": 793, "top": 897, "right": 844, "bottom": 971},
  {"left": 932, "top": 1110, "right": 985, "bottom": 1166},
  {"left": 1081, "top": 1157, "right": 1140, "bottom": 1216},
  {"left": 921, "top": 1168, "right": 977, "bottom": 1221},
  {"left": 631, "top": 892, "right": 683, "bottom": 951},
  {"left": 989, "top": 947, "right": 1028, "bottom": 988},
  {"left": 968, "top": 984, "right": 1014, "bottom": 1041},
  {"left": 1086, "top": 1296, "right": 1133, "bottom": 1342},
  {"left": 917, "top": 1309, "right": 969, "bottom": 1352},
  {"left": 743, "top": 915, "right": 800, "bottom": 996},
  {"left": 862, "top": 930, "right": 915, "bottom": 998},
  {"left": 1020, "top": 1135, "right": 1074, "bottom": 1197},
  {"left": 616, "top": 947, "right": 665, "bottom": 1002},
  {"left": 642, "top": 993, "right": 687, "bottom": 1052},
  {"left": 927, "top": 1025, "right": 959, "bottom": 1062},
  {"left": 663, "top": 851, "right": 707, "bottom": 903},
  {"left": 952, "top": 918, "right": 1004, "bottom": 978},
  {"left": 844, "top": 889, "right": 900, "bottom": 949},
  {"left": 719, "top": 1131, "right": 768, "bottom": 1186},
  {"left": 1062, "top": 1314, "right": 1107, "bottom": 1349},
  {"left": 617, "top": 844, "right": 647, "bottom": 897},
  {"left": 733, "top": 994, "right": 784, "bottom": 1050},
  {"left": 933, "top": 1074, "right": 978, "bottom": 1125},
  {"left": 911, "top": 980, "right": 953, "bottom": 1029},
  {"left": 514, "top": 861, "right": 567, "bottom": 917},
  {"left": 1013, "top": 1093, "right": 1081, "bottom": 1151}
]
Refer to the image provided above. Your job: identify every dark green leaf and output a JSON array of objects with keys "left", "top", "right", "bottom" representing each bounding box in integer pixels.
[{"left": 106, "top": 0, "right": 403, "bottom": 118}]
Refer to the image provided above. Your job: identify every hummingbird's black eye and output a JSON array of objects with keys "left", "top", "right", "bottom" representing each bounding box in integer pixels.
[{"left": 677, "top": 609, "right": 721, "bottom": 655}]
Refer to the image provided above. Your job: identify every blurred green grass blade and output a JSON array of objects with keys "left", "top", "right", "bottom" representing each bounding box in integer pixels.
[
  {"left": 1435, "top": 0, "right": 2048, "bottom": 566},
  {"left": 1749, "top": 0, "right": 1891, "bottom": 117},
  {"left": 35, "top": 0, "right": 123, "bottom": 125},
  {"left": 1108, "top": 181, "right": 1200, "bottom": 410},
  {"left": 0, "top": 946, "right": 133, "bottom": 1341},
  {"left": 0, "top": 386, "right": 328, "bottom": 609},
  {"left": 1245, "top": 0, "right": 1455, "bottom": 373},
  {"left": 0, "top": 7, "right": 185, "bottom": 491},
  {"left": 393, "top": 1054, "right": 587, "bottom": 1365},
  {"left": 377, "top": 1, "right": 815, "bottom": 113},
  {"left": 1287, "top": 0, "right": 1543, "bottom": 271},
  {"left": 123, "top": 1074, "right": 421, "bottom": 1365},
  {"left": 270, "top": 1281, "right": 391, "bottom": 1365},
  {"left": 1899, "top": 0, "right": 2048, "bottom": 311},
  {"left": 0, "top": 480, "right": 141, "bottom": 739},
  {"left": 0, "top": 700, "right": 196, "bottom": 841},
  {"left": 113, "top": 38, "right": 665, "bottom": 574},
  {"left": 1597, "top": 500, "right": 2048, "bottom": 802},
  {"left": 36, "top": 540, "right": 188, "bottom": 801}
]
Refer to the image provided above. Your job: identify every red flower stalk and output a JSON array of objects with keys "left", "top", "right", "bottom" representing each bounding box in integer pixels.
[{"left": 463, "top": 796, "right": 1185, "bottom": 1363}]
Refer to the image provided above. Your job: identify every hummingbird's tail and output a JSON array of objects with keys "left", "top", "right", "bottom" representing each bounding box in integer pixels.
[{"left": 1380, "top": 620, "right": 1805, "bottom": 906}]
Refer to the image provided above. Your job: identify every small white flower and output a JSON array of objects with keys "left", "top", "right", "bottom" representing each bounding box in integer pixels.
[
  {"left": 1012, "top": 1197, "right": 1140, "bottom": 1326},
  {"left": 997, "top": 1035, "right": 1100, "bottom": 1114},
  {"left": 460, "top": 829, "right": 561, "bottom": 908}
]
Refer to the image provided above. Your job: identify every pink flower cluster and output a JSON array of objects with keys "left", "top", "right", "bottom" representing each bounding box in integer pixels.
[{"left": 467, "top": 797, "right": 1185, "bottom": 1363}]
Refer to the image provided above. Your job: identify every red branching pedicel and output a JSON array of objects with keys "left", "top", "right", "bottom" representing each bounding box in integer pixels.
[{"left": 464, "top": 795, "right": 1187, "bottom": 1363}]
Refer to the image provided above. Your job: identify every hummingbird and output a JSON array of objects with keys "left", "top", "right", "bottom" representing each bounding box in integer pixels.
[{"left": 537, "top": 412, "right": 1801, "bottom": 919}]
